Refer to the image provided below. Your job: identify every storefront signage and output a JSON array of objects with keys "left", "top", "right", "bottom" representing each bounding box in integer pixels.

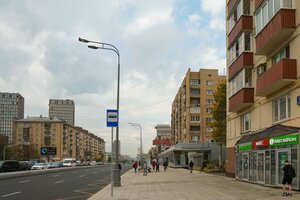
[
  {"left": 269, "top": 133, "right": 299, "bottom": 146},
  {"left": 252, "top": 139, "right": 269, "bottom": 148},
  {"left": 238, "top": 143, "right": 252, "bottom": 151}
]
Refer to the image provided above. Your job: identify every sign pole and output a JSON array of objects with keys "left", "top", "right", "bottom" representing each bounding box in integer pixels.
[{"left": 111, "top": 127, "right": 114, "bottom": 197}]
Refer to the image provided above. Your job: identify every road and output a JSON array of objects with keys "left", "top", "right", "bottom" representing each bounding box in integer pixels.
[{"left": 0, "top": 164, "right": 131, "bottom": 200}]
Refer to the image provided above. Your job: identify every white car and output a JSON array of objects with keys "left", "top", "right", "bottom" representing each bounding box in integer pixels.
[{"left": 31, "top": 163, "right": 48, "bottom": 170}]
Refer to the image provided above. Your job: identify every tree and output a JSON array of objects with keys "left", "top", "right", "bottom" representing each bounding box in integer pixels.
[{"left": 210, "top": 80, "right": 227, "bottom": 145}]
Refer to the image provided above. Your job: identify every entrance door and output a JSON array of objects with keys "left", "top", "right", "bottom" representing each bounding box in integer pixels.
[
  {"left": 277, "top": 150, "right": 290, "bottom": 185},
  {"left": 242, "top": 153, "right": 249, "bottom": 180},
  {"left": 257, "top": 152, "right": 265, "bottom": 183}
]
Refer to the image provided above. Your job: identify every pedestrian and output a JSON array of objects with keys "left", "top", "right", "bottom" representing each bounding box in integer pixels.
[
  {"left": 156, "top": 161, "right": 160, "bottom": 172},
  {"left": 143, "top": 161, "right": 148, "bottom": 176},
  {"left": 132, "top": 161, "right": 138, "bottom": 173},
  {"left": 163, "top": 160, "right": 168, "bottom": 171},
  {"left": 201, "top": 160, "right": 207, "bottom": 172},
  {"left": 282, "top": 160, "right": 296, "bottom": 196},
  {"left": 152, "top": 159, "right": 156, "bottom": 171},
  {"left": 189, "top": 160, "right": 194, "bottom": 173}
]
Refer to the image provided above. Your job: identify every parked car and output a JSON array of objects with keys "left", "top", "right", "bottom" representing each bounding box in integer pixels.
[
  {"left": 19, "top": 161, "right": 31, "bottom": 171},
  {"left": 0, "top": 160, "right": 20, "bottom": 173},
  {"left": 31, "top": 162, "right": 48, "bottom": 170},
  {"left": 28, "top": 159, "right": 45, "bottom": 169},
  {"left": 49, "top": 162, "right": 63, "bottom": 168}
]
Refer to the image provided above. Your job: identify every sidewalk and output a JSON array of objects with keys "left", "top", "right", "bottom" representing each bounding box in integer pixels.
[{"left": 89, "top": 168, "right": 299, "bottom": 200}]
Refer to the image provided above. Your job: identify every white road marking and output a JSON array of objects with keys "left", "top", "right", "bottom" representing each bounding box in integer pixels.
[
  {"left": 79, "top": 175, "right": 85, "bottom": 178},
  {"left": 1, "top": 191, "right": 21, "bottom": 198},
  {"left": 93, "top": 172, "right": 97, "bottom": 174},
  {"left": 55, "top": 180, "right": 64, "bottom": 184},
  {"left": 18, "top": 180, "right": 31, "bottom": 184},
  {"left": 53, "top": 175, "right": 60, "bottom": 177}
]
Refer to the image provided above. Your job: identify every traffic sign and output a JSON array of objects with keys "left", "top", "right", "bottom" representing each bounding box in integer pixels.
[{"left": 107, "top": 109, "right": 118, "bottom": 127}]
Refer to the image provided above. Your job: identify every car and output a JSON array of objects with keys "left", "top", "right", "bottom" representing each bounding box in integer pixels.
[
  {"left": 90, "top": 161, "right": 97, "bottom": 166},
  {"left": 19, "top": 161, "right": 31, "bottom": 171},
  {"left": 31, "top": 162, "right": 48, "bottom": 170},
  {"left": 49, "top": 162, "right": 63, "bottom": 168},
  {"left": 0, "top": 160, "right": 20, "bottom": 173},
  {"left": 47, "top": 162, "right": 54, "bottom": 168},
  {"left": 28, "top": 159, "right": 45, "bottom": 169}
]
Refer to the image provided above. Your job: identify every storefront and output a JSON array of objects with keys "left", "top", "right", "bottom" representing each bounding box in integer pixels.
[{"left": 236, "top": 125, "right": 299, "bottom": 190}]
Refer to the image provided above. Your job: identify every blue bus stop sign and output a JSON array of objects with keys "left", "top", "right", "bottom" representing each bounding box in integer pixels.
[{"left": 107, "top": 109, "right": 118, "bottom": 127}]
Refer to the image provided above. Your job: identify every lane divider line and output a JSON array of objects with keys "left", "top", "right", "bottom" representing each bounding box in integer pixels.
[
  {"left": 1, "top": 191, "right": 21, "bottom": 198},
  {"left": 18, "top": 180, "right": 31, "bottom": 184},
  {"left": 55, "top": 180, "right": 64, "bottom": 184}
]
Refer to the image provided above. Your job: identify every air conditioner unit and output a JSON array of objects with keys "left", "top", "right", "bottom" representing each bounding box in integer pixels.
[{"left": 256, "top": 63, "right": 266, "bottom": 76}]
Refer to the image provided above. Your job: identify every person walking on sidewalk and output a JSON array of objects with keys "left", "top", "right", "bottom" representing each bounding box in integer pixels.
[
  {"left": 189, "top": 160, "right": 194, "bottom": 173},
  {"left": 156, "top": 161, "right": 160, "bottom": 172},
  {"left": 133, "top": 161, "right": 138, "bottom": 173},
  {"left": 143, "top": 161, "right": 148, "bottom": 176},
  {"left": 163, "top": 160, "right": 168, "bottom": 172},
  {"left": 282, "top": 160, "right": 296, "bottom": 196}
]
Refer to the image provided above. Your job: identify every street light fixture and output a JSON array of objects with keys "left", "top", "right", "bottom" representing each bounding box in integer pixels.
[
  {"left": 128, "top": 122, "right": 144, "bottom": 169},
  {"left": 78, "top": 37, "right": 121, "bottom": 187}
]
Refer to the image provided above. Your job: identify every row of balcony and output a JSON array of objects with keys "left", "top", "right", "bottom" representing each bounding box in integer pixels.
[{"left": 229, "top": 59, "right": 297, "bottom": 112}]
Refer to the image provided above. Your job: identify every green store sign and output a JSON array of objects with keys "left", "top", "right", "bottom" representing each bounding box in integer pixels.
[
  {"left": 269, "top": 133, "right": 299, "bottom": 147},
  {"left": 238, "top": 143, "right": 252, "bottom": 151}
]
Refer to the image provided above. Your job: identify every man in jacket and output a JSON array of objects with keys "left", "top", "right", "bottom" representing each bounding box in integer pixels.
[{"left": 282, "top": 160, "right": 296, "bottom": 196}]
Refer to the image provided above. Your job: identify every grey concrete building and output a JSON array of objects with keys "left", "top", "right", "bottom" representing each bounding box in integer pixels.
[{"left": 49, "top": 99, "right": 75, "bottom": 126}]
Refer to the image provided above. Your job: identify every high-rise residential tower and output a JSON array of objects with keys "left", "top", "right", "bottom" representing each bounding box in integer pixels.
[
  {"left": 171, "top": 69, "right": 226, "bottom": 144},
  {"left": 226, "top": 0, "right": 300, "bottom": 189},
  {"left": 49, "top": 99, "right": 75, "bottom": 126},
  {"left": 0, "top": 92, "right": 24, "bottom": 143}
]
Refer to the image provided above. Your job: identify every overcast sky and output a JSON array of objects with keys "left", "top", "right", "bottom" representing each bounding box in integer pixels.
[{"left": 0, "top": 0, "right": 226, "bottom": 158}]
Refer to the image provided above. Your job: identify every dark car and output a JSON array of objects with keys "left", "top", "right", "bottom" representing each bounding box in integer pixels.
[
  {"left": 19, "top": 161, "right": 31, "bottom": 171},
  {"left": 0, "top": 160, "right": 20, "bottom": 173}
]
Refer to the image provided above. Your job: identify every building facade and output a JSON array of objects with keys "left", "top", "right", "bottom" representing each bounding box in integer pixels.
[
  {"left": 12, "top": 116, "right": 105, "bottom": 161},
  {"left": 152, "top": 124, "right": 172, "bottom": 155},
  {"left": 49, "top": 99, "right": 75, "bottom": 125},
  {"left": 226, "top": 0, "right": 300, "bottom": 189},
  {"left": 0, "top": 92, "right": 24, "bottom": 143},
  {"left": 171, "top": 68, "right": 226, "bottom": 144}
]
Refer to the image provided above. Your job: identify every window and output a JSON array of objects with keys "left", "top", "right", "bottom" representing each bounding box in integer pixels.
[
  {"left": 190, "top": 126, "right": 200, "bottom": 131},
  {"left": 229, "top": 68, "right": 253, "bottom": 96},
  {"left": 206, "top": 90, "right": 213, "bottom": 95},
  {"left": 273, "top": 94, "right": 290, "bottom": 122},
  {"left": 272, "top": 46, "right": 289, "bottom": 65},
  {"left": 241, "top": 112, "right": 251, "bottom": 132},
  {"left": 206, "top": 99, "right": 213, "bottom": 105},
  {"left": 206, "top": 118, "right": 213, "bottom": 123},
  {"left": 191, "top": 89, "right": 200, "bottom": 94},
  {"left": 191, "top": 136, "right": 199, "bottom": 142},
  {"left": 206, "top": 108, "right": 212, "bottom": 114},
  {"left": 190, "top": 116, "right": 200, "bottom": 122},
  {"left": 206, "top": 81, "right": 214, "bottom": 86},
  {"left": 190, "top": 79, "right": 200, "bottom": 85},
  {"left": 228, "top": 0, "right": 251, "bottom": 33},
  {"left": 228, "top": 32, "right": 252, "bottom": 65}
]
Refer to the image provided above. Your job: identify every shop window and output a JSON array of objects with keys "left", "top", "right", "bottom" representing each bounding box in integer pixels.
[
  {"left": 272, "top": 94, "right": 291, "bottom": 122},
  {"left": 241, "top": 112, "right": 251, "bottom": 132}
]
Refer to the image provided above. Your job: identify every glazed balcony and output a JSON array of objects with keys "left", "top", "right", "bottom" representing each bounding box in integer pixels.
[
  {"left": 256, "top": 9, "right": 296, "bottom": 55},
  {"left": 227, "top": 0, "right": 238, "bottom": 16},
  {"left": 228, "top": 16, "right": 253, "bottom": 47},
  {"left": 256, "top": 59, "right": 297, "bottom": 96},
  {"left": 254, "top": 0, "right": 264, "bottom": 11},
  {"left": 229, "top": 52, "right": 253, "bottom": 80},
  {"left": 229, "top": 88, "right": 254, "bottom": 112}
]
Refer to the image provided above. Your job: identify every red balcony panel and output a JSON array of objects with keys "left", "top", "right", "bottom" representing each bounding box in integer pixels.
[
  {"left": 228, "top": 52, "right": 253, "bottom": 80},
  {"left": 256, "top": 59, "right": 297, "bottom": 96},
  {"left": 228, "top": 16, "right": 253, "bottom": 46},
  {"left": 229, "top": 88, "right": 254, "bottom": 112},
  {"left": 227, "top": 0, "right": 238, "bottom": 17},
  {"left": 254, "top": 0, "right": 264, "bottom": 12},
  {"left": 256, "top": 9, "right": 296, "bottom": 55}
]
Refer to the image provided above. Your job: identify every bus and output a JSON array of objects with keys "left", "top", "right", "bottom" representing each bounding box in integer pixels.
[{"left": 62, "top": 158, "right": 76, "bottom": 167}]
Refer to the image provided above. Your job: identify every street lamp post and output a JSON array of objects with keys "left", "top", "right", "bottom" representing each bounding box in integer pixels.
[
  {"left": 129, "top": 122, "right": 143, "bottom": 169},
  {"left": 78, "top": 37, "right": 121, "bottom": 186}
]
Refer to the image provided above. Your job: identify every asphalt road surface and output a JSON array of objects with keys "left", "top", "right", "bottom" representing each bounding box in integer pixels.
[{"left": 0, "top": 164, "right": 131, "bottom": 200}]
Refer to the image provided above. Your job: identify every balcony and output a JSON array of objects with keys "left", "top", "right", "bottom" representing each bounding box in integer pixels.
[
  {"left": 228, "top": 16, "right": 253, "bottom": 47},
  {"left": 254, "top": 0, "right": 264, "bottom": 11},
  {"left": 229, "top": 52, "right": 253, "bottom": 80},
  {"left": 227, "top": 0, "right": 238, "bottom": 16},
  {"left": 256, "top": 9, "right": 296, "bottom": 55},
  {"left": 256, "top": 59, "right": 297, "bottom": 96},
  {"left": 229, "top": 88, "right": 254, "bottom": 112}
]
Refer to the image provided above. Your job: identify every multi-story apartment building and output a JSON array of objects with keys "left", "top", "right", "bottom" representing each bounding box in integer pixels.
[
  {"left": 172, "top": 69, "right": 226, "bottom": 144},
  {"left": 152, "top": 124, "right": 172, "bottom": 155},
  {"left": 49, "top": 99, "right": 75, "bottom": 125},
  {"left": 0, "top": 93, "right": 24, "bottom": 143},
  {"left": 226, "top": 0, "right": 300, "bottom": 189},
  {"left": 12, "top": 116, "right": 105, "bottom": 161}
]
